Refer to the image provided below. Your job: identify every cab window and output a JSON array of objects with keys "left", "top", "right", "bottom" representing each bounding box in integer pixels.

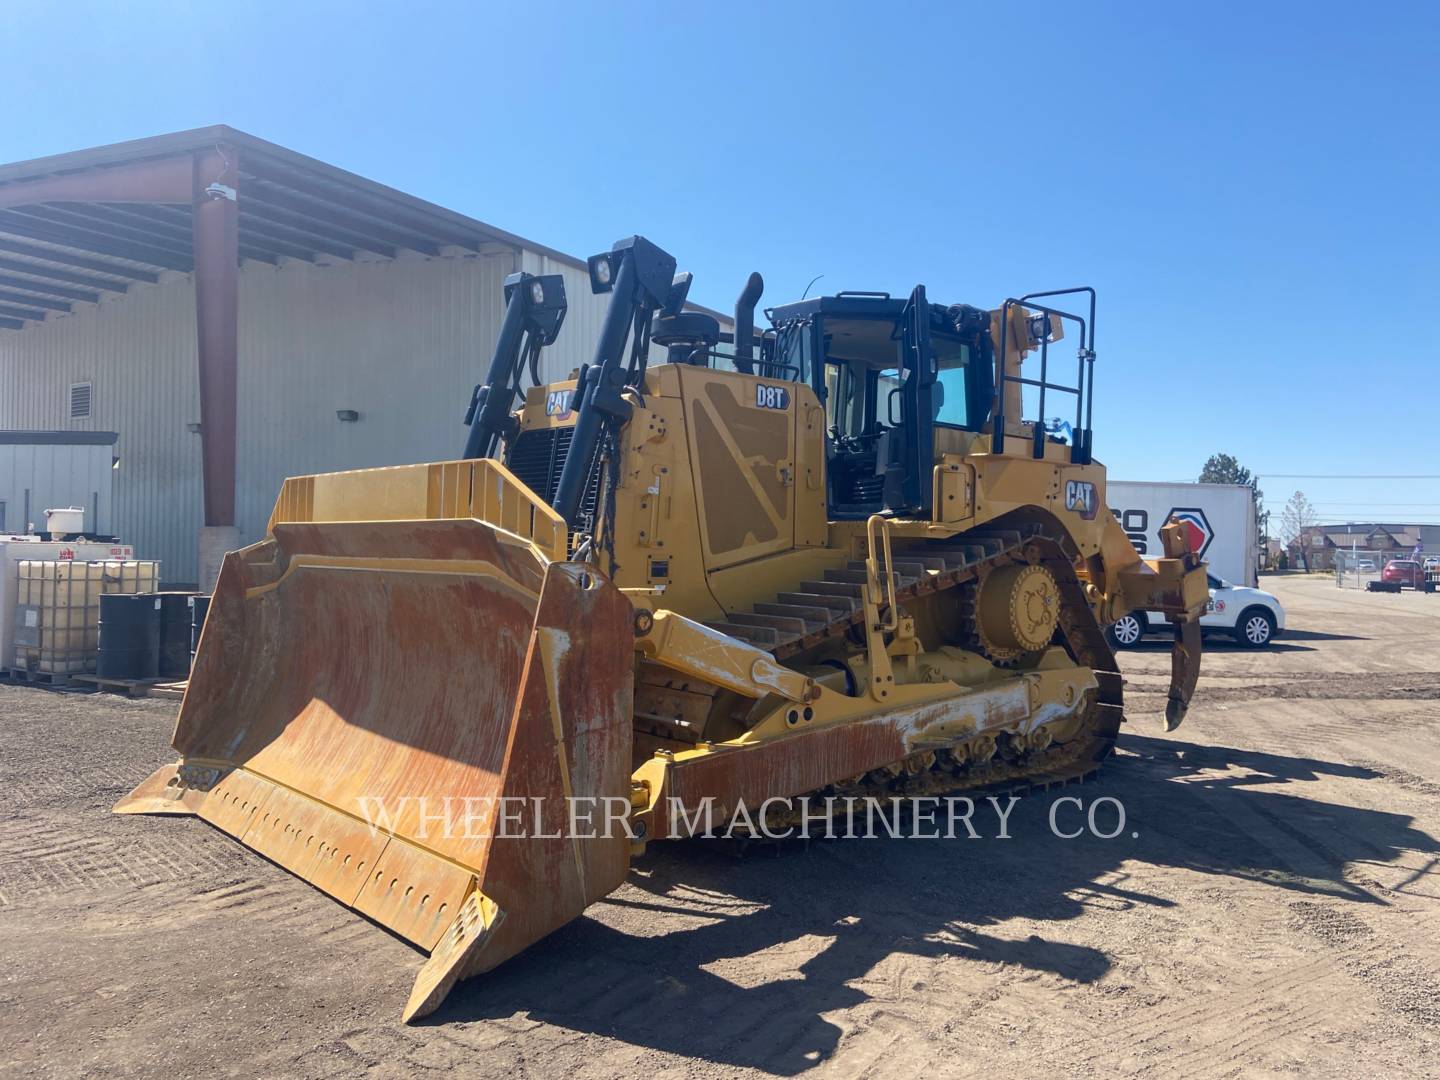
[
  {"left": 933, "top": 335, "right": 971, "bottom": 428},
  {"left": 931, "top": 330, "right": 992, "bottom": 431}
]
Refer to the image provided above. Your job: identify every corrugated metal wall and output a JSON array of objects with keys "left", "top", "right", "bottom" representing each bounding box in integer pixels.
[
  {"left": 0, "top": 441, "right": 115, "bottom": 536},
  {"left": 0, "top": 247, "right": 726, "bottom": 584},
  {"left": 0, "top": 283, "right": 200, "bottom": 580},
  {"left": 235, "top": 253, "right": 512, "bottom": 549}
]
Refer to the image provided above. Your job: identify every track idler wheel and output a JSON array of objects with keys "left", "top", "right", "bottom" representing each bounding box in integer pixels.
[{"left": 976, "top": 563, "right": 1061, "bottom": 661}]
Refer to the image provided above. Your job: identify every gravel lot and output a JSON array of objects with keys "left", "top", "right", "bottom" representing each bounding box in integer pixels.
[{"left": 2, "top": 574, "right": 1438, "bottom": 1078}]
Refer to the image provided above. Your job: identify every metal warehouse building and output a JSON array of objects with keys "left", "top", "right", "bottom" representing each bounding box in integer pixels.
[{"left": 0, "top": 126, "right": 729, "bottom": 586}]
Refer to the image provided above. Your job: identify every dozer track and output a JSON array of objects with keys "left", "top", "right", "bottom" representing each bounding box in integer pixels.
[{"left": 700, "top": 521, "right": 1125, "bottom": 829}]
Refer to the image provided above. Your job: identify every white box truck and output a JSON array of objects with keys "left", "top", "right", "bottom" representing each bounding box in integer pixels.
[
  {"left": 1105, "top": 481, "right": 1284, "bottom": 648},
  {"left": 1107, "top": 480, "right": 1259, "bottom": 587}
]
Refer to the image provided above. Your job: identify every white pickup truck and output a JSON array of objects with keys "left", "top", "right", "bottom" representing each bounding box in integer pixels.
[{"left": 1109, "top": 571, "right": 1286, "bottom": 649}]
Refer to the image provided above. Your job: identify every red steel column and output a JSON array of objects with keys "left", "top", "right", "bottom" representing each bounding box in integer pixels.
[{"left": 192, "top": 147, "right": 240, "bottom": 528}]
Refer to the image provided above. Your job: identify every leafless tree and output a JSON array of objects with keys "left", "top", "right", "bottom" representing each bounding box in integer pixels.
[{"left": 1280, "top": 491, "right": 1318, "bottom": 570}]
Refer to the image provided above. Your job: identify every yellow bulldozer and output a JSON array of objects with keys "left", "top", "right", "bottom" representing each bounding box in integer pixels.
[{"left": 116, "top": 235, "right": 1208, "bottom": 1022}]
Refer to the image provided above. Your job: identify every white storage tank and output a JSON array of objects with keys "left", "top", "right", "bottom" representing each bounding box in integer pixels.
[
  {"left": 1, "top": 537, "right": 135, "bottom": 674},
  {"left": 11, "top": 559, "right": 159, "bottom": 675},
  {"left": 44, "top": 507, "right": 86, "bottom": 538}
]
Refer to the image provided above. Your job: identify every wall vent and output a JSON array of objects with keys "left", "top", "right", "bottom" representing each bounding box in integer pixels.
[{"left": 69, "top": 381, "right": 92, "bottom": 420}]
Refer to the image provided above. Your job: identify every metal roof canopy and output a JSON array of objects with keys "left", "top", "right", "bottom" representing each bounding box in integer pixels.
[
  {"left": 0, "top": 125, "right": 618, "bottom": 540},
  {"left": 0, "top": 126, "right": 732, "bottom": 555},
  {"left": 0, "top": 124, "right": 595, "bottom": 331}
]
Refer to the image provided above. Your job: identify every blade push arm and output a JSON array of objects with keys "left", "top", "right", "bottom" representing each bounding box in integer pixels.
[
  {"left": 462, "top": 272, "right": 567, "bottom": 461},
  {"left": 553, "top": 236, "right": 676, "bottom": 527}
]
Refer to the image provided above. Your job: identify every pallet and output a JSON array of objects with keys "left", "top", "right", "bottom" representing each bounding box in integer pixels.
[
  {"left": 67, "top": 673, "right": 190, "bottom": 699},
  {"left": 5, "top": 667, "right": 84, "bottom": 689},
  {"left": 71, "top": 674, "right": 167, "bottom": 698}
]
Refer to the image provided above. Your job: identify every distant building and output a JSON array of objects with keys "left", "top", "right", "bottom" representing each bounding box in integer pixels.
[{"left": 1288, "top": 523, "right": 1435, "bottom": 569}]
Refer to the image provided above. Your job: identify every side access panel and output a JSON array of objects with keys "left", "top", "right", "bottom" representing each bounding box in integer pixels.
[{"left": 678, "top": 366, "right": 796, "bottom": 570}]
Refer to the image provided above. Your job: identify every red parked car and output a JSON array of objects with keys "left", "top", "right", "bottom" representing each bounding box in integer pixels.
[{"left": 1370, "top": 559, "right": 1425, "bottom": 592}]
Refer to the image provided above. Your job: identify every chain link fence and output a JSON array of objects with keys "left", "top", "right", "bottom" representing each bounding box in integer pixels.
[
  {"left": 1334, "top": 548, "right": 1437, "bottom": 590},
  {"left": 1333, "top": 549, "right": 1387, "bottom": 589}
]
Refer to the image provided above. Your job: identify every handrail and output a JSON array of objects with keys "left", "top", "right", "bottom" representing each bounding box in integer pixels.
[
  {"left": 861, "top": 514, "right": 899, "bottom": 701},
  {"left": 865, "top": 514, "right": 898, "bottom": 634},
  {"left": 993, "top": 287, "right": 1096, "bottom": 463}
]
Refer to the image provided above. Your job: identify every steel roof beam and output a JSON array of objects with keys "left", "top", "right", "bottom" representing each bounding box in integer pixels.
[
  {"left": 15, "top": 204, "right": 196, "bottom": 258},
  {"left": 0, "top": 302, "right": 43, "bottom": 321},
  {"left": 0, "top": 212, "right": 192, "bottom": 271},
  {"left": 0, "top": 274, "right": 102, "bottom": 303},
  {"left": 110, "top": 194, "right": 385, "bottom": 262},
  {"left": 232, "top": 212, "right": 346, "bottom": 260},
  {"left": 34, "top": 197, "right": 322, "bottom": 264},
  {"left": 0, "top": 155, "right": 192, "bottom": 209},
  {"left": 87, "top": 202, "right": 281, "bottom": 264},
  {"left": 245, "top": 179, "right": 444, "bottom": 255},
  {"left": 238, "top": 209, "right": 378, "bottom": 260},
  {"left": 0, "top": 315, "right": 24, "bottom": 330},
  {"left": 0, "top": 288, "right": 69, "bottom": 312},
  {"left": 0, "top": 241, "right": 157, "bottom": 283},
  {"left": 104, "top": 202, "right": 193, "bottom": 231},
  {"left": 94, "top": 201, "right": 195, "bottom": 240},
  {"left": 239, "top": 198, "right": 398, "bottom": 257}
]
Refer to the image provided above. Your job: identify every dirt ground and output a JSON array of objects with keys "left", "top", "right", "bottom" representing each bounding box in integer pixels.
[{"left": 2, "top": 574, "right": 1438, "bottom": 1078}]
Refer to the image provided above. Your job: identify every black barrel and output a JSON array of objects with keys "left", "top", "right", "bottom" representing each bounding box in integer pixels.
[
  {"left": 189, "top": 595, "right": 211, "bottom": 669},
  {"left": 97, "top": 593, "right": 162, "bottom": 680},
  {"left": 157, "top": 592, "right": 198, "bottom": 677}
]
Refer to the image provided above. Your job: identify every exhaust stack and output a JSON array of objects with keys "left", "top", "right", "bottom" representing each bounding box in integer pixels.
[{"left": 733, "top": 272, "right": 763, "bottom": 373}]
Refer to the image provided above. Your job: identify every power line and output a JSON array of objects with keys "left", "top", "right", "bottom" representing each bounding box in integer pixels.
[{"left": 1259, "top": 473, "right": 1440, "bottom": 480}]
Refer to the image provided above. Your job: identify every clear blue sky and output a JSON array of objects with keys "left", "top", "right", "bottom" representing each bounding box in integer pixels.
[{"left": 3, "top": 1, "right": 1438, "bottom": 529}]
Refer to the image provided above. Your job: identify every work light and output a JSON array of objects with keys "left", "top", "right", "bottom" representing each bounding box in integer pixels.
[{"left": 587, "top": 251, "right": 615, "bottom": 293}]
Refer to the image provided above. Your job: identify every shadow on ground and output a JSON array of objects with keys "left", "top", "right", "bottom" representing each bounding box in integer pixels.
[
  {"left": 1122, "top": 638, "right": 1316, "bottom": 654},
  {"left": 1278, "top": 629, "right": 1369, "bottom": 643},
  {"left": 432, "top": 737, "right": 1437, "bottom": 1073},
  {"left": 1119, "top": 628, "right": 1367, "bottom": 656}
]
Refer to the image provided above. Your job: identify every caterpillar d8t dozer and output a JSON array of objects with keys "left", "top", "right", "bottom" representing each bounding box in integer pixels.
[{"left": 117, "top": 235, "right": 1208, "bottom": 1022}]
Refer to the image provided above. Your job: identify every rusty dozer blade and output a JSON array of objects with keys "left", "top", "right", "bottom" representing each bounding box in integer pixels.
[{"left": 115, "top": 518, "right": 636, "bottom": 1022}]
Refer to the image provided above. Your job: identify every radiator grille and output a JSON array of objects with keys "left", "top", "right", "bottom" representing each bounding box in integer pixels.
[{"left": 505, "top": 427, "right": 603, "bottom": 541}]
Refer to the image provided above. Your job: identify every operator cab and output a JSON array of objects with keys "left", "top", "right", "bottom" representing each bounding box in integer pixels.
[
  {"left": 769, "top": 290, "right": 995, "bottom": 519},
  {"left": 643, "top": 264, "right": 1091, "bottom": 524}
]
